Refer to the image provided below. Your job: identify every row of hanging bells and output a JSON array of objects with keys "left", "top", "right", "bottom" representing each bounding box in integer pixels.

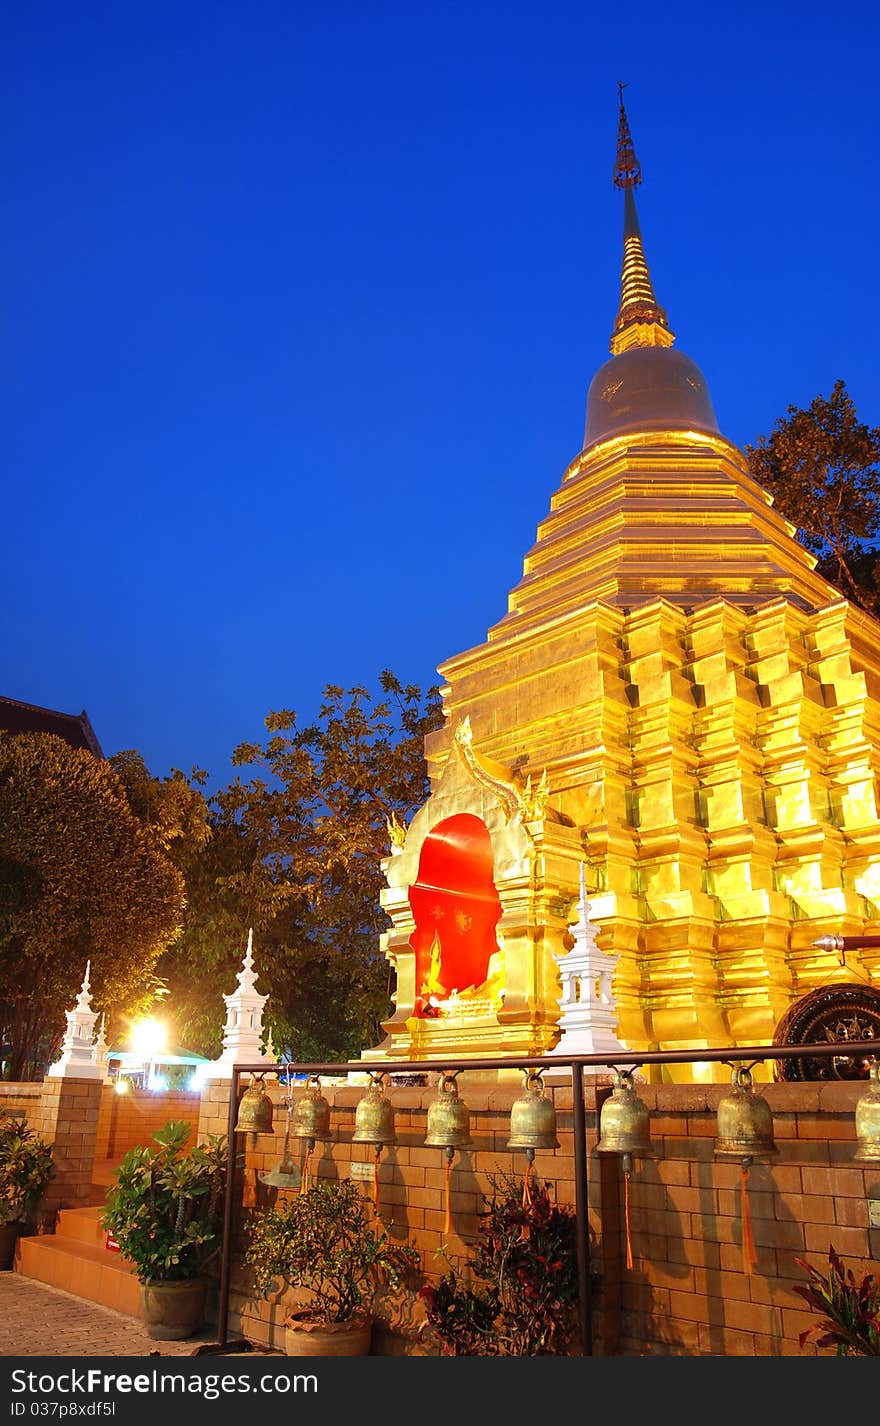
[
  {"left": 237, "top": 1057, "right": 880, "bottom": 1234},
  {"left": 237, "top": 1058, "right": 880, "bottom": 1162}
]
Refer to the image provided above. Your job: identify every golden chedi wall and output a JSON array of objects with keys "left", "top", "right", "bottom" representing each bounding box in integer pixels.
[{"left": 370, "top": 96, "right": 880, "bottom": 1080}]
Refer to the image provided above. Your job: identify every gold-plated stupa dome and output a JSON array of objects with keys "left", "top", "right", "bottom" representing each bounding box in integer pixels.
[{"left": 584, "top": 345, "right": 720, "bottom": 452}]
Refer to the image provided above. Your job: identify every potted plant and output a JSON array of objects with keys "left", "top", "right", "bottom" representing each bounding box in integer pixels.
[
  {"left": 793, "top": 1245, "right": 880, "bottom": 1356},
  {"left": 244, "top": 1176, "right": 420, "bottom": 1356},
  {"left": 0, "top": 1115, "right": 54, "bottom": 1269},
  {"left": 101, "top": 1119, "right": 228, "bottom": 1340},
  {"left": 418, "top": 1171, "right": 580, "bottom": 1355}
]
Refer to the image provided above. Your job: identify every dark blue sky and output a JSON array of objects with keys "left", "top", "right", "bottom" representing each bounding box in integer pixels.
[{"left": 4, "top": 2, "right": 878, "bottom": 786}]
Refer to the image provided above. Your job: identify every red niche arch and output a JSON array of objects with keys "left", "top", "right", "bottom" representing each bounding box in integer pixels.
[{"left": 407, "top": 813, "right": 502, "bottom": 1017}]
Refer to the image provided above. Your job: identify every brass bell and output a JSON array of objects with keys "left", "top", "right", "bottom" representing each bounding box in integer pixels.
[
  {"left": 292, "top": 1074, "right": 331, "bottom": 1143},
  {"left": 352, "top": 1073, "right": 396, "bottom": 1147},
  {"left": 714, "top": 1065, "right": 778, "bottom": 1163},
  {"left": 425, "top": 1071, "right": 472, "bottom": 1158},
  {"left": 854, "top": 1060, "right": 880, "bottom": 1163},
  {"left": 507, "top": 1069, "right": 559, "bottom": 1158},
  {"left": 234, "top": 1075, "right": 275, "bottom": 1136},
  {"left": 596, "top": 1069, "right": 652, "bottom": 1166}
]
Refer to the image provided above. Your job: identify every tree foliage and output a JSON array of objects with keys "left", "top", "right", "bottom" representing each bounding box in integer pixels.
[
  {"left": 746, "top": 379, "right": 880, "bottom": 614},
  {"left": 108, "top": 751, "right": 212, "bottom": 863},
  {"left": 157, "top": 670, "right": 443, "bottom": 1063},
  {"left": 0, "top": 733, "right": 184, "bottom": 1079}
]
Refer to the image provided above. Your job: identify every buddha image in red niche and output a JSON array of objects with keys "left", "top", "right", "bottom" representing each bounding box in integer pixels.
[{"left": 407, "top": 813, "right": 503, "bottom": 1017}]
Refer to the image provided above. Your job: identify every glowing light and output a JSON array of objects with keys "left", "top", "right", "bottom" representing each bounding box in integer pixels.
[
  {"left": 113, "top": 1077, "right": 129, "bottom": 1095},
  {"left": 129, "top": 1018, "right": 167, "bottom": 1057}
]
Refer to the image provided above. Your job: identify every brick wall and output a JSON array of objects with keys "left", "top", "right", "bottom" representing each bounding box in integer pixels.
[
  {"left": 34, "top": 1078, "right": 103, "bottom": 1218},
  {"left": 607, "top": 1079, "right": 880, "bottom": 1356},
  {"left": 217, "top": 1074, "right": 880, "bottom": 1358},
  {"left": 0, "top": 1084, "right": 43, "bottom": 1132},
  {"left": 94, "top": 1087, "right": 200, "bottom": 1160}
]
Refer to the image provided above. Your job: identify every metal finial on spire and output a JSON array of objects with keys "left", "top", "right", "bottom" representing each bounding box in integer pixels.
[
  {"left": 609, "top": 86, "right": 674, "bottom": 354},
  {"left": 613, "top": 81, "right": 642, "bottom": 189}
]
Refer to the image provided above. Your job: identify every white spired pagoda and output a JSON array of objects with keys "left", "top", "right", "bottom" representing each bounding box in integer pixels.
[{"left": 200, "top": 928, "right": 275, "bottom": 1081}]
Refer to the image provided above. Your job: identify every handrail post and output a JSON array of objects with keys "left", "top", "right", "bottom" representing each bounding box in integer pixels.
[
  {"left": 217, "top": 1067, "right": 240, "bottom": 1348},
  {"left": 571, "top": 1061, "right": 593, "bottom": 1356}
]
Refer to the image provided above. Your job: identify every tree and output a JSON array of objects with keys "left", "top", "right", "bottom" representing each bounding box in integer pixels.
[
  {"left": 158, "top": 670, "right": 443, "bottom": 1062},
  {"left": 746, "top": 379, "right": 880, "bottom": 615},
  {"left": 108, "top": 751, "right": 212, "bottom": 864},
  {"left": 0, "top": 733, "right": 184, "bottom": 1079}
]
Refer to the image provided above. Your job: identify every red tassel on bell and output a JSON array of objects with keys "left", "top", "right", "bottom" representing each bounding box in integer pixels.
[{"left": 624, "top": 1165, "right": 634, "bottom": 1270}]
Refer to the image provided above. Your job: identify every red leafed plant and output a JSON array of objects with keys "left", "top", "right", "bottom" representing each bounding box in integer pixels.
[
  {"left": 792, "top": 1246, "right": 880, "bottom": 1356},
  {"left": 418, "top": 1171, "right": 579, "bottom": 1356}
]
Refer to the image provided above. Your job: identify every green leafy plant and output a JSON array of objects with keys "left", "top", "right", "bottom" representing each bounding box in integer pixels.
[
  {"left": 0, "top": 1115, "right": 54, "bottom": 1226},
  {"left": 793, "top": 1245, "right": 880, "bottom": 1356},
  {"left": 101, "top": 1119, "right": 228, "bottom": 1285},
  {"left": 419, "top": 1171, "right": 579, "bottom": 1356},
  {"left": 245, "top": 1176, "right": 419, "bottom": 1325}
]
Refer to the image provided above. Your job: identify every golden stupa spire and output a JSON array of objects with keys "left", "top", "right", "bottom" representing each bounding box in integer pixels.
[{"left": 610, "top": 83, "right": 674, "bottom": 355}]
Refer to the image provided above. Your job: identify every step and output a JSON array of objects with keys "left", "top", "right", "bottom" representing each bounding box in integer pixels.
[
  {"left": 55, "top": 1205, "right": 111, "bottom": 1249},
  {"left": 16, "top": 1232, "right": 143, "bottom": 1320}
]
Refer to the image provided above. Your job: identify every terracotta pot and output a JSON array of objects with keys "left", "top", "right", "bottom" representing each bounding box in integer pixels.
[
  {"left": 283, "top": 1312, "right": 372, "bottom": 1357},
  {"left": 0, "top": 1224, "right": 22, "bottom": 1271},
  {"left": 141, "top": 1278, "right": 208, "bottom": 1340}
]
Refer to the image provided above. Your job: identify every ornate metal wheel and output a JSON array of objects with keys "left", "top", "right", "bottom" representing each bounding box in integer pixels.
[{"left": 773, "top": 983, "right": 880, "bottom": 1081}]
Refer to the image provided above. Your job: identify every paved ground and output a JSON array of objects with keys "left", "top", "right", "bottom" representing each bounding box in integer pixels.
[{"left": 0, "top": 1271, "right": 255, "bottom": 1357}]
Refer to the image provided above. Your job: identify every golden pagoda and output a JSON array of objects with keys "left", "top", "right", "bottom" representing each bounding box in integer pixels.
[{"left": 369, "top": 90, "right": 880, "bottom": 1080}]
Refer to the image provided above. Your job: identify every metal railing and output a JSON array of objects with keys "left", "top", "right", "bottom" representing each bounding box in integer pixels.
[{"left": 216, "top": 1038, "right": 878, "bottom": 1355}]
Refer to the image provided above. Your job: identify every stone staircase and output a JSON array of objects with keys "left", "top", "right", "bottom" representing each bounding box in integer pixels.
[{"left": 15, "top": 1159, "right": 143, "bottom": 1320}]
